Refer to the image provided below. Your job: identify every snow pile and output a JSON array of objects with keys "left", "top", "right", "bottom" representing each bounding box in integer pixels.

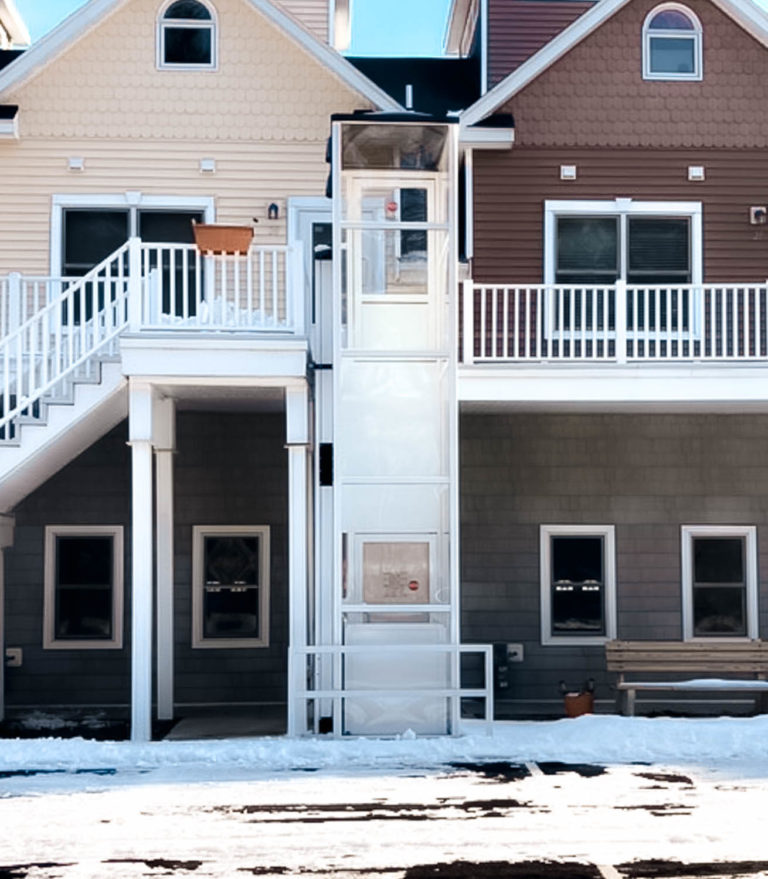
[{"left": 2, "top": 714, "right": 768, "bottom": 773}]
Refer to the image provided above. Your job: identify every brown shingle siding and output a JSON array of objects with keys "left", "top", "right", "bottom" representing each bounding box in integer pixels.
[{"left": 500, "top": 0, "right": 768, "bottom": 148}]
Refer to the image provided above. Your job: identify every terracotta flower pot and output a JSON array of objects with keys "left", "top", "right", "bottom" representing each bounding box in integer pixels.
[
  {"left": 564, "top": 691, "right": 594, "bottom": 717},
  {"left": 192, "top": 222, "right": 254, "bottom": 255}
]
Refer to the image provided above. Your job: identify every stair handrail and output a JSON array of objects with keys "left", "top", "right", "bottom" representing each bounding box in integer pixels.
[{"left": 0, "top": 241, "right": 131, "bottom": 434}]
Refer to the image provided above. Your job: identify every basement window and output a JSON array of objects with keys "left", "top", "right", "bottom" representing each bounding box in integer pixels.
[
  {"left": 192, "top": 526, "right": 270, "bottom": 648},
  {"left": 44, "top": 526, "right": 124, "bottom": 649},
  {"left": 158, "top": 0, "right": 217, "bottom": 69},
  {"left": 540, "top": 525, "right": 617, "bottom": 645},
  {"left": 682, "top": 526, "right": 758, "bottom": 639}
]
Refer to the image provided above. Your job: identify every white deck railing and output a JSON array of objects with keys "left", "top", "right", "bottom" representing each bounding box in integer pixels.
[
  {"left": 0, "top": 243, "right": 131, "bottom": 439},
  {"left": 463, "top": 282, "right": 768, "bottom": 364},
  {"left": 136, "top": 242, "right": 301, "bottom": 333},
  {"left": 0, "top": 238, "right": 300, "bottom": 440}
]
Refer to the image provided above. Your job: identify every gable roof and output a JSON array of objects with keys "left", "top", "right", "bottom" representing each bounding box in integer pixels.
[
  {"left": 0, "top": 0, "right": 401, "bottom": 110},
  {"left": 462, "top": 0, "right": 768, "bottom": 126}
]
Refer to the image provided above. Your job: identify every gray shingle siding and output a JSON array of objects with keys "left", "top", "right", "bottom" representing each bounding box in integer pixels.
[
  {"left": 4, "top": 411, "right": 288, "bottom": 713},
  {"left": 460, "top": 412, "right": 768, "bottom": 715}
]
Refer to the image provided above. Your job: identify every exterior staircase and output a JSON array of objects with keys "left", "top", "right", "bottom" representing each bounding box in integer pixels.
[
  {"left": 0, "top": 243, "right": 131, "bottom": 512},
  {"left": 0, "top": 237, "right": 300, "bottom": 513}
]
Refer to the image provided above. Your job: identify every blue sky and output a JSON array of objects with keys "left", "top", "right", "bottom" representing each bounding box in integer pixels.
[{"left": 14, "top": 0, "right": 454, "bottom": 55}]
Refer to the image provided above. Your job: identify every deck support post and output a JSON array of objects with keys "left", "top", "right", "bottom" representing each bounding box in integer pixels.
[
  {"left": 0, "top": 515, "right": 15, "bottom": 723},
  {"left": 128, "top": 380, "right": 156, "bottom": 743},
  {"left": 154, "top": 396, "right": 176, "bottom": 722},
  {"left": 286, "top": 383, "right": 310, "bottom": 737}
]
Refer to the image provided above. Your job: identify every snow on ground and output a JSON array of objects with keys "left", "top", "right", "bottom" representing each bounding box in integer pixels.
[
  {"left": 3, "top": 715, "right": 768, "bottom": 777},
  {"left": 2, "top": 717, "right": 768, "bottom": 877}
]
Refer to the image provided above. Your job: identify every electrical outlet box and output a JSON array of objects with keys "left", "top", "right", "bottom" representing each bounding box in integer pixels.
[
  {"left": 750, "top": 206, "right": 767, "bottom": 225},
  {"left": 4, "top": 647, "right": 22, "bottom": 668},
  {"left": 506, "top": 643, "right": 524, "bottom": 663}
]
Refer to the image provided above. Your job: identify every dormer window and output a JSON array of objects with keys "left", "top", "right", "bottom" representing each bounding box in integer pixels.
[
  {"left": 158, "top": 0, "right": 216, "bottom": 69},
  {"left": 643, "top": 4, "right": 702, "bottom": 81}
]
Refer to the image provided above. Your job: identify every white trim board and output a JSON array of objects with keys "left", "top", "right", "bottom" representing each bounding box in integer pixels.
[
  {"left": 540, "top": 523, "right": 617, "bottom": 647},
  {"left": 0, "top": 0, "right": 401, "bottom": 112},
  {"left": 461, "top": 0, "right": 768, "bottom": 126},
  {"left": 680, "top": 524, "right": 759, "bottom": 641},
  {"left": 0, "top": 0, "right": 29, "bottom": 46},
  {"left": 43, "top": 524, "right": 125, "bottom": 650},
  {"left": 50, "top": 192, "right": 215, "bottom": 277}
]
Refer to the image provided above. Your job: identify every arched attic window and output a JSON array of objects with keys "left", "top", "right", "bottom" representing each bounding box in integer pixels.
[
  {"left": 643, "top": 3, "right": 702, "bottom": 81},
  {"left": 158, "top": 0, "right": 217, "bottom": 69}
]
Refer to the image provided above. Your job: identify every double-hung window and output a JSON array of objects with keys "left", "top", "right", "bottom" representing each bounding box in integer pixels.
[
  {"left": 192, "top": 526, "right": 270, "bottom": 648},
  {"left": 681, "top": 526, "right": 758, "bottom": 639},
  {"left": 540, "top": 525, "right": 617, "bottom": 645},
  {"left": 44, "top": 526, "right": 124, "bottom": 649}
]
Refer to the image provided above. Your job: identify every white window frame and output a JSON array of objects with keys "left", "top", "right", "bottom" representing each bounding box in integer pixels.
[
  {"left": 157, "top": 0, "right": 218, "bottom": 71},
  {"left": 540, "top": 524, "right": 617, "bottom": 646},
  {"left": 544, "top": 199, "right": 703, "bottom": 341},
  {"left": 643, "top": 3, "right": 702, "bottom": 82},
  {"left": 50, "top": 193, "right": 215, "bottom": 279},
  {"left": 43, "top": 525, "right": 124, "bottom": 650},
  {"left": 681, "top": 525, "right": 758, "bottom": 641},
  {"left": 192, "top": 525, "right": 270, "bottom": 649},
  {"left": 544, "top": 198, "right": 702, "bottom": 287}
]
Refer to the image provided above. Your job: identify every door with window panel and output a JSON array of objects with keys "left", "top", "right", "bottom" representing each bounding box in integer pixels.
[{"left": 552, "top": 213, "right": 693, "bottom": 357}]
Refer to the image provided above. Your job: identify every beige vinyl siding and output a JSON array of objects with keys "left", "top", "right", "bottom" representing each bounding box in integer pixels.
[
  {"left": 4, "top": 0, "right": 367, "bottom": 142},
  {"left": 277, "top": 0, "right": 329, "bottom": 42},
  {"left": 0, "top": 0, "right": 372, "bottom": 274},
  {"left": 0, "top": 138, "right": 334, "bottom": 274}
]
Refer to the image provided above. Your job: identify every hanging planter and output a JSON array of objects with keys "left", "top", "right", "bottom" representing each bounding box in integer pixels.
[{"left": 192, "top": 221, "right": 254, "bottom": 255}]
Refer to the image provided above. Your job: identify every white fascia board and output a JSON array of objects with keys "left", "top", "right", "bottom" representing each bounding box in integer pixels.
[
  {"left": 462, "top": 0, "right": 768, "bottom": 126},
  {"left": 462, "top": 0, "right": 631, "bottom": 126},
  {"left": 444, "top": 0, "right": 474, "bottom": 56},
  {"left": 0, "top": 114, "right": 17, "bottom": 138},
  {"left": 710, "top": 0, "right": 768, "bottom": 49},
  {"left": 246, "top": 0, "right": 402, "bottom": 111},
  {"left": 120, "top": 335, "right": 310, "bottom": 380},
  {"left": 460, "top": 125, "right": 514, "bottom": 148},
  {"left": 332, "top": 0, "right": 351, "bottom": 51},
  {"left": 0, "top": 0, "right": 126, "bottom": 98},
  {"left": 0, "top": 0, "right": 30, "bottom": 46}
]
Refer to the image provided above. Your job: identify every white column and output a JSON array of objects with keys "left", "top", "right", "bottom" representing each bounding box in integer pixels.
[
  {"left": 286, "top": 383, "right": 310, "bottom": 737},
  {"left": 0, "top": 515, "right": 15, "bottom": 723},
  {"left": 128, "top": 381, "right": 155, "bottom": 742},
  {"left": 154, "top": 396, "right": 175, "bottom": 721}
]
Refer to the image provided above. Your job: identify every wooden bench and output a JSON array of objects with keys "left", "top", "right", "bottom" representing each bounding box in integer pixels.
[{"left": 605, "top": 640, "right": 768, "bottom": 716}]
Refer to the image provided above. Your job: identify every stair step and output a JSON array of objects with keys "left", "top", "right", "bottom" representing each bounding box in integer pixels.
[{"left": 1, "top": 354, "right": 112, "bottom": 445}]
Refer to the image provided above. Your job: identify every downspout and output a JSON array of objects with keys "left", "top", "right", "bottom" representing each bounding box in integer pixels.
[{"left": 480, "top": 0, "right": 488, "bottom": 94}]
